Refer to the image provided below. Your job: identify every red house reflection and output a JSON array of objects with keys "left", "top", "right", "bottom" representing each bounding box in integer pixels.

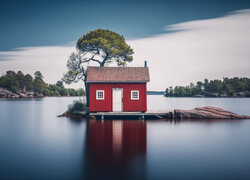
[{"left": 86, "top": 120, "right": 146, "bottom": 168}]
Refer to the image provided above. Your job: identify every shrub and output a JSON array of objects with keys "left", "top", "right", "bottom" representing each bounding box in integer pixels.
[{"left": 67, "top": 100, "right": 87, "bottom": 114}]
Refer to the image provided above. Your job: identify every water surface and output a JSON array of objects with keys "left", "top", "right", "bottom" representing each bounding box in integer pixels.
[{"left": 0, "top": 96, "right": 250, "bottom": 180}]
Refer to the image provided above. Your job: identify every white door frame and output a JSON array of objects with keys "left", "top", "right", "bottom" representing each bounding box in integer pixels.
[{"left": 112, "top": 88, "right": 123, "bottom": 112}]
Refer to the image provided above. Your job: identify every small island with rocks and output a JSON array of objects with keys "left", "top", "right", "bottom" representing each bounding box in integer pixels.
[
  {"left": 165, "top": 77, "right": 250, "bottom": 98},
  {"left": 59, "top": 100, "right": 250, "bottom": 120},
  {"left": 0, "top": 70, "right": 85, "bottom": 98}
]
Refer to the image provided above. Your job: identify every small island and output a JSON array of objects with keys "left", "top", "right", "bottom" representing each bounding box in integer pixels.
[
  {"left": 165, "top": 77, "right": 250, "bottom": 97},
  {"left": 0, "top": 70, "right": 85, "bottom": 98}
]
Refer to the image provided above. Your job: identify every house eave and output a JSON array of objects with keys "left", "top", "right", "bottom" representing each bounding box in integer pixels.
[{"left": 86, "top": 81, "right": 149, "bottom": 84}]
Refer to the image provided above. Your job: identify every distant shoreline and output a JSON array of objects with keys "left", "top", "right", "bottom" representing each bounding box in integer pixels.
[
  {"left": 147, "top": 91, "right": 165, "bottom": 95},
  {"left": 0, "top": 96, "right": 86, "bottom": 99},
  {"left": 0, "top": 87, "right": 85, "bottom": 99},
  {"left": 0, "top": 70, "right": 85, "bottom": 98},
  {"left": 147, "top": 91, "right": 250, "bottom": 98},
  {"left": 164, "top": 93, "right": 250, "bottom": 98},
  {"left": 162, "top": 96, "right": 250, "bottom": 98}
]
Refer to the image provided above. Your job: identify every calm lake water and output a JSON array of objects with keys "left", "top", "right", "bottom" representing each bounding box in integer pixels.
[{"left": 0, "top": 96, "right": 250, "bottom": 180}]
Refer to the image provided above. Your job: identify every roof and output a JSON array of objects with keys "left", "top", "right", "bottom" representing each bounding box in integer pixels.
[{"left": 87, "top": 66, "right": 150, "bottom": 83}]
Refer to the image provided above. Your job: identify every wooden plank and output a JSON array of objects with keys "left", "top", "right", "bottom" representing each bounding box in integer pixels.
[{"left": 89, "top": 111, "right": 171, "bottom": 117}]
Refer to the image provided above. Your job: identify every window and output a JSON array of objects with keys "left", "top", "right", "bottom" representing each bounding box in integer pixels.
[
  {"left": 131, "top": 90, "right": 139, "bottom": 100},
  {"left": 96, "top": 90, "right": 104, "bottom": 100}
]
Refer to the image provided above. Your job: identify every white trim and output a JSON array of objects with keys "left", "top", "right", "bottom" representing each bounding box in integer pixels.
[
  {"left": 131, "top": 90, "right": 139, "bottom": 100},
  {"left": 96, "top": 90, "right": 104, "bottom": 100}
]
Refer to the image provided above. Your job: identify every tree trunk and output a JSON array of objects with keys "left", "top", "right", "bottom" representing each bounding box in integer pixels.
[
  {"left": 84, "top": 77, "right": 89, "bottom": 108},
  {"left": 100, "top": 53, "right": 108, "bottom": 67},
  {"left": 86, "top": 82, "right": 89, "bottom": 108}
]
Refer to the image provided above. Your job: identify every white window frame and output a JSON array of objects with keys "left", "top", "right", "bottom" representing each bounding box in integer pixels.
[
  {"left": 131, "top": 90, "right": 139, "bottom": 100},
  {"left": 96, "top": 90, "right": 104, "bottom": 100}
]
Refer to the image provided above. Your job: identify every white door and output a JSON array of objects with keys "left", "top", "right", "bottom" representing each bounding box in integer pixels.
[{"left": 112, "top": 88, "right": 122, "bottom": 112}]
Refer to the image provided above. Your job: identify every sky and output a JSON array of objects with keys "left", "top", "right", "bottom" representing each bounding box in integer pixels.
[{"left": 0, "top": 0, "right": 250, "bottom": 90}]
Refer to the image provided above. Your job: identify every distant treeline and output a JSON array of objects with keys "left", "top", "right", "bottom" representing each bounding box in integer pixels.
[
  {"left": 0, "top": 70, "right": 85, "bottom": 96},
  {"left": 165, "top": 77, "right": 250, "bottom": 97}
]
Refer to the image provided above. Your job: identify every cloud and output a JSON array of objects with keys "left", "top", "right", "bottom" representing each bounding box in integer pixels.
[
  {"left": 1, "top": 9, "right": 250, "bottom": 90},
  {"left": 0, "top": 46, "right": 75, "bottom": 87},
  {"left": 127, "top": 9, "right": 250, "bottom": 90}
]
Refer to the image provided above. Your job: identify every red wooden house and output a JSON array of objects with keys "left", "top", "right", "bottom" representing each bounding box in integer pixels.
[{"left": 87, "top": 66, "right": 150, "bottom": 112}]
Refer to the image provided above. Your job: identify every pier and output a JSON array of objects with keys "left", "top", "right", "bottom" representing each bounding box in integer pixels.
[{"left": 89, "top": 111, "right": 172, "bottom": 120}]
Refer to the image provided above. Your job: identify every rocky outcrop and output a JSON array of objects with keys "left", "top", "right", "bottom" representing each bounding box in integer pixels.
[
  {"left": 0, "top": 88, "right": 43, "bottom": 98},
  {"left": 174, "top": 106, "right": 250, "bottom": 119},
  {"left": 0, "top": 88, "right": 19, "bottom": 98},
  {"left": 58, "top": 111, "right": 89, "bottom": 119}
]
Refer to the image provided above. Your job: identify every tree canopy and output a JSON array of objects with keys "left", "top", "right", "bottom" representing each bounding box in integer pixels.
[
  {"left": 34, "top": 71, "right": 44, "bottom": 79},
  {"left": 63, "top": 29, "right": 134, "bottom": 85},
  {"left": 77, "top": 29, "right": 134, "bottom": 67}
]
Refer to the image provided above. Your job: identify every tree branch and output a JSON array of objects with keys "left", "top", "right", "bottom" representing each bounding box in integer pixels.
[
  {"left": 100, "top": 51, "right": 109, "bottom": 67},
  {"left": 80, "top": 52, "right": 102, "bottom": 65}
]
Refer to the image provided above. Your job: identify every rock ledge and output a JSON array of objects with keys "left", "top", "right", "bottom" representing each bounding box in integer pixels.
[{"left": 174, "top": 106, "right": 250, "bottom": 119}]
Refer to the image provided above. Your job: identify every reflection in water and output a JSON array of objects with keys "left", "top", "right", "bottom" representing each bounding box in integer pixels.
[
  {"left": 113, "top": 121, "right": 123, "bottom": 155},
  {"left": 2, "top": 97, "right": 250, "bottom": 180},
  {"left": 85, "top": 120, "right": 146, "bottom": 180}
]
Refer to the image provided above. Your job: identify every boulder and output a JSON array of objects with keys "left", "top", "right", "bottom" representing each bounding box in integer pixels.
[
  {"left": 174, "top": 106, "right": 250, "bottom": 119},
  {"left": 0, "top": 88, "right": 39, "bottom": 98},
  {"left": 0, "top": 93, "right": 7, "bottom": 98},
  {"left": 10, "top": 94, "right": 19, "bottom": 98},
  {"left": 37, "top": 94, "right": 44, "bottom": 98},
  {"left": 19, "top": 93, "right": 28, "bottom": 98}
]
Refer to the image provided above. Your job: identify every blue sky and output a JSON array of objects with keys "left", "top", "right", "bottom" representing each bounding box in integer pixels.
[
  {"left": 1, "top": 0, "right": 250, "bottom": 90},
  {"left": 1, "top": 0, "right": 250, "bottom": 51}
]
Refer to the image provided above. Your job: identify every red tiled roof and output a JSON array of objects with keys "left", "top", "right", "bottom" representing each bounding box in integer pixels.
[{"left": 87, "top": 67, "right": 150, "bottom": 83}]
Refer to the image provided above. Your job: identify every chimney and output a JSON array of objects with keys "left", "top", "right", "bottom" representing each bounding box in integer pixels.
[{"left": 144, "top": 60, "right": 147, "bottom": 67}]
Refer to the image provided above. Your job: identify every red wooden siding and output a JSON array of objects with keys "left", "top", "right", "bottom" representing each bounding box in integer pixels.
[{"left": 89, "top": 83, "right": 147, "bottom": 112}]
